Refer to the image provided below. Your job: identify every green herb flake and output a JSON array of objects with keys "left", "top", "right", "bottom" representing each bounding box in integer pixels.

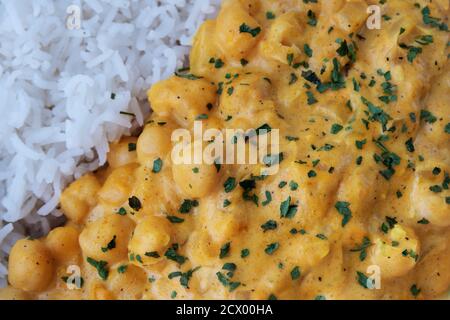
[
  {"left": 128, "top": 143, "right": 136, "bottom": 152},
  {"left": 87, "top": 257, "right": 109, "bottom": 280},
  {"left": 261, "top": 220, "right": 278, "bottom": 232},
  {"left": 179, "top": 199, "right": 199, "bottom": 213},
  {"left": 116, "top": 207, "right": 127, "bottom": 216},
  {"left": 241, "top": 248, "right": 250, "bottom": 258},
  {"left": 264, "top": 242, "right": 280, "bottom": 255},
  {"left": 266, "top": 11, "right": 276, "bottom": 20},
  {"left": 164, "top": 244, "right": 187, "bottom": 265},
  {"left": 304, "top": 44, "right": 313, "bottom": 57},
  {"left": 219, "top": 242, "right": 231, "bottom": 259},
  {"left": 167, "top": 215, "right": 185, "bottom": 224},
  {"left": 290, "top": 266, "right": 301, "bottom": 280},
  {"left": 350, "top": 237, "right": 372, "bottom": 261},
  {"left": 101, "top": 235, "right": 116, "bottom": 253},
  {"left": 331, "top": 123, "right": 343, "bottom": 134},
  {"left": 280, "top": 196, "right": 298, "bottom": 219},
  {"left": 335, "top": 201, "right": 352, "bottom": 227},
  {"left": 224, "top": 177, "right": 237, "bottom": 193},
  {"left": 239, "top": 23, "right": 261, "bottom": 37},
  {"left": 410, "top": 284, "right": 421, "bottom": 297},
  {"left": 152, "top": 157, "right": 163, "bottom": 173},
  {"left": 128, "top": 196, "right": 142, "bottom": 211},
  {"left": 117, "top": 265, "right": 128, "bottom": 274}
]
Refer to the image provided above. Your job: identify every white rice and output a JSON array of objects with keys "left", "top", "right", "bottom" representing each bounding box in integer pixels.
[{"left": 0, "top": 0, "right": 220, "bottom": 287}]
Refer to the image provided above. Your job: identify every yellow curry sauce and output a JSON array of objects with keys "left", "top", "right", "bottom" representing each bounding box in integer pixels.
[{"left": 0, "top": 0, "right": 449, "bottom": 300}]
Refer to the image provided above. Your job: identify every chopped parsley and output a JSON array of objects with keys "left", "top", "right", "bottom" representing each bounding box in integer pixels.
[
  {"left": 261, "top": 220, "right": 278, "bottom": 232},
  {"left": 304, "top": 44, "right": 313, "bottom": 57},
  {"left": 417, "top": 218, "right": 429, "bottom": 225},
  {"left": 145, "top": 251, "right": 160, "bottom": 258},
  {"left": 290, "top": 266, "right": 301, "bottom": 280},
  {"left": 335, "top": 201, "right": 352, "bottom": 226},
  {"left": 169, "top": 267, "right": 200, "bottom": 289},
  {"left": 117, "top": 265, "right": 128, "bottom": 274},
  {"left": 410, "top": 284, "right": 421, "bottom": 297},
  {"left": 421, "top": 6, "right": 448, "bottom": 31},
  {"left": 355, "top": 139, "right": 367, "bottom": 150},
  {"left": 116, "top": 207, "right": 127, "bottom": 216},
  {"left": 164, "top": 244, "right": 186, "bottom": 265},
  {"left": 330, "top": 123, "right": 343, "bottom": 134},
  {"left": 420, "top": 110, "right": 437, "bottom": 124},
  {"left": 405, "top": 138, "right": 415, "bottom": 152},
  {"left": 87, "top": 257, "right": 109, "bottom": 280},
  {"left": 264, "top": 242, "right": 279, "bottom": 255},
  {"left": 128, "top": 143, "right": 136, "bottom": 152},
  {"left": 174, "top": 72, "right": 203, "bottom": 80},
  {"left": 241, "top": 248, "right": 250, "bottom": 258},
  {"left": 262, "top": 191, "right": 272, "bottom": 206},
  {"left": 266, "top": 11, "right": 276, "bottom": 20},
  {"left": 128, "top": 196, "right": 142, "bottom": 211},
  {"left": 224, "top": 177, "right": 237, "bottom": 193},
  {"left": 152, "top": 157, "right": 163, "bottom": 173},
  {"left": 166, "top": 215, "right": 184, "bottom": 223},
  {"left": 179, "top": 199, "right": 199, "bottom": 213},
  {"left": 239, "top": 23, "right": 261, "bottom": 37},
  {"left": 289, "top": 73, "right": 298, "bottom": 85},
  {"left": 280, "top": 196, "right": 298, "bottom": 219},
  {"left": 219, "top": 242, "right": 231, "bottom": 259},
  {"left": 306, "top": 91, "right": 317, "bottom": 105},
  {"left": 356, "top": 271, "right": 374, "bottom": 289},
  {"left": 216, "top": 272, "right": 241, "bottom": 292},
  {"left": 307, "top": 10, "right": 317, "bottom": 26},
  {"left": 350, "top": 237, "right": 372, "bottom": 261},
  {"left": 380, "top": 216, "right": 398, "bottom": 233},
  {"left": 101, "top": 235, "right": 116, "bottom": 253}
]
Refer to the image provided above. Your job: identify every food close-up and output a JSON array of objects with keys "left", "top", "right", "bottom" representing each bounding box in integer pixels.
[{"left": 0, "top": 0, "right": 448, "bottom": 301}]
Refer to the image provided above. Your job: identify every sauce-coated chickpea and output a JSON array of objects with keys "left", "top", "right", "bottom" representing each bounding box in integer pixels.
[
  {"left": 128, "top": 215, "right": 172, "bottom": 266},
  {"left": 8, "top": 239, "right": 54, "bottom": 292},
  {"left": 45, "top": 226, "right": 80, "bottom": 264},
  {"left": 79, "top": 214, "right": 135, "bottom": 264},
  {"left": 60, "top": 174, "right": 101, "bottom": 223}
]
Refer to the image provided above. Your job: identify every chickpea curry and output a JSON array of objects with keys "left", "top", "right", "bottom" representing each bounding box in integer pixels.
[{"left": 1, "top": 0, "right": 449, "bottom": 300}]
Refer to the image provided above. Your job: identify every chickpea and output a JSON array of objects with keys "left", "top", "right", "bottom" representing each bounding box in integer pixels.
[
  {"left": 147, "top": 76, "right": 216, "bottom": 127},
  {"left": 204, "top": 200, "right": 244, "bottom": 243},
  {"left": 45, "top": 226, "right": 80, "bottom": 264},
  {"left": 283, "top": 234, "right": 330, "bottom": 270},
  {"left": 172, "top": 140, "right": 221, "bottom": 198},
  {"left": 97, "top": 164, "right": 137, "bottom": 206},
  {"left": 215, "top": 0, "right": 261, "bottom": 60},
  {"left": 8, "top": 239, "right": 54, "bottom": 292},
  {"left": 370, "top": 225, "right": 419, "bottom": 279},
  {"left": 107, "top": 137, "right": 138, "bottom": 169},
  {"left": 260, "top": 12, "right": 303, "bottom": 65},
  {"left": 128, "top": 215, "right": 172, "bottom": 266},
  {"left": 107, "top": 264, "right": 147, "bottom": 299},
  {"left": 185, "top": 231, "right": 217, "bottom": 266},
  {"left": 190, "top": 20, "right": 221, "bottom": 78},
  {"left": 136, "top": 124, "right": 172, "bottom": 165},
  {"left": 79, "top": 214, "right": 135, "bottom": 264},
  {"left": 335, "top": 1, "right": 371, "bottom": 33},
  {"left": 219, "top": 73, "right": 273, "bottom": 117},
  {"left": 412, "top": 171, "right": 450, "bottom": 227},
  {"left": 60, "top": 174, "right": 101, "bottom": 223},
  {"left": 416, "top": 240, "right": 450, "bottom": 298},
  {"left": 0, "top": 287, "right": 30, "bottom": 300}
]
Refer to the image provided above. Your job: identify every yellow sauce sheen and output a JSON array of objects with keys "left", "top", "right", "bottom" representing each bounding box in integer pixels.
[{"left": 1, "top": 0, "right": 449, "bottom": 300}]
